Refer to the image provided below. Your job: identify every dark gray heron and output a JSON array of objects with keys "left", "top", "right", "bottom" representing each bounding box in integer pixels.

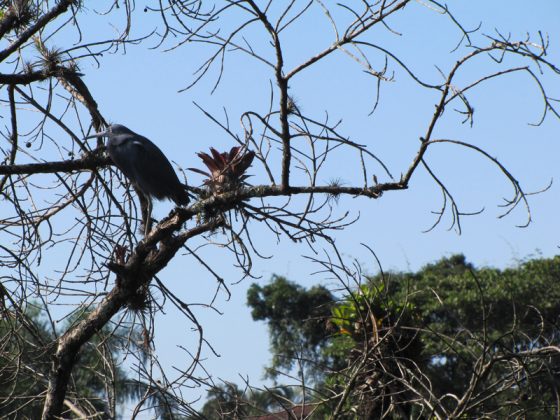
[{"left": 86, "top": 124, "right": 189, "bottom": 235}]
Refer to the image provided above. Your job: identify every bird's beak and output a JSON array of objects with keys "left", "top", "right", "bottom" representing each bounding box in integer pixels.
[{"left": 84, "top": 130, "right": 109, "bottom": 140}]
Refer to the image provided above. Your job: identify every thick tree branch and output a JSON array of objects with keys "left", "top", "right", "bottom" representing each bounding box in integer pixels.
[
  {"left": 0, "top": 153, "right": 110, "bottom": 175},
  {"left": 43, "top": 219, "right": 221, "bottom": 419},
  {"left": 42, "top": 286, "right": 129, "bottom": 419}
]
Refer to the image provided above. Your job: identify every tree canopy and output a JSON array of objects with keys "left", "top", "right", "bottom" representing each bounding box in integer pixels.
[
  {"left": 0, "top": 303, "right": 187, "bottom": 418},
  {"left": 0, "top": 304, "right": 135, "bottom": 418},
  {"left": 201, "top": 255, "right": 560, "bottom": 418}
]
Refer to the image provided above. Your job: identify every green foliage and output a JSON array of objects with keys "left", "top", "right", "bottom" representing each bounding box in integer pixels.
[
  {"left": 330, "top": 283, "right": 415, "bottom": 340},
  {"left": 0, "top": 305, "right": 51, "bottom": 419},
  {"left": 325, "top": 254, "right": 560, "bottom": 417},
  {"left": 199, "top": 383, "right": 296, "bottom": 419},
  {"left": 247, "top": 275, "right": 335, "bottom": 380},
  {"left": 0, "top": 305, "right": 152, "bottom": 418},
  {"left": 236, "top": 254, "right": 560, "bottom": 418},
  {"left": 395, "top": 254, "right": 560, "bottom": 414}
]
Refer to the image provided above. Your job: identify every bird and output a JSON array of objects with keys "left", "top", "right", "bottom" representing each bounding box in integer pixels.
[{"left": 86, "top": 124, "right": 189, "bottom": 235}]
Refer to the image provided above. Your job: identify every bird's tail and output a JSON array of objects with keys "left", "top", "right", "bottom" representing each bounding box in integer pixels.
[{"left": 172, "top": 185, "right": 191, "bottom": 206}]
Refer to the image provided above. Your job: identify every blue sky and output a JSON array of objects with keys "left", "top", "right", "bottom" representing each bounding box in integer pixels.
[
  {"left": 4, "top": 0, "right": 559, "bottom": 412},
  {"left": 87, "top": 0, "right": 560, "bottom": 406}
]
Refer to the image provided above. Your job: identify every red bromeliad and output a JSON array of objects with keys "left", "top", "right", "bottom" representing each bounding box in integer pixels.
[{"left": 190, "top": 147, "right": 255, "bottom": 194}]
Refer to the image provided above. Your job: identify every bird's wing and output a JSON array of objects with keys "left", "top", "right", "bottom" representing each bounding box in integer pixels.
[
  {"left": 129, "top": 136, "right": 187, "bottom": 202},
  {"left": 107, "top": 134, "right": 140, "bottom": 183}
]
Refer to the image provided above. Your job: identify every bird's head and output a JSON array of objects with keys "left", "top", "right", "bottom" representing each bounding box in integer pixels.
[
  {"left": 84, "top": 123, "right": 134, "bottom": 140},
  {"left": 107, "top": 124, "right": 134, "bottom": 136}
]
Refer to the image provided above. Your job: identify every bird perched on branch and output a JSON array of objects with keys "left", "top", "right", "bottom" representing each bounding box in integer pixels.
[{"left": 86, "top": 124, "right": 189, "bottom": 235}]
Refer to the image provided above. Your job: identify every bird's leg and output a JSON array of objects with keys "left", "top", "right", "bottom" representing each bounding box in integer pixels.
[
  {"left": 136, "top": 188, "right": 153, "bottom": 236},
  {"left": 145, "top": 197, "right": 153, "bottom": 236},
  {"left": 139, "top": 194, "right": 153, "bottom": 236}
]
